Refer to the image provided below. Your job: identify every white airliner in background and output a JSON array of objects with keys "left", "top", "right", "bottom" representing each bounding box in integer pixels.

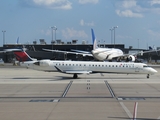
[
  {"left": 13, "top": 50, "right": 157, "bottom": 79},
  {"left": 43, "top": 29, "right": 124, "bottom": 61},
  {"left": 43, "top": 29, "right": 159, "bottom": 62}
]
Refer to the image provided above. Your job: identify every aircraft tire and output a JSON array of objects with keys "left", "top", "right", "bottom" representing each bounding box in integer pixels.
[
  {"left": 73, "top": 74, "right": 78, "bottom": 79},
  {"left": 147, "top": 74, "right": 149, "bottom": 78}
]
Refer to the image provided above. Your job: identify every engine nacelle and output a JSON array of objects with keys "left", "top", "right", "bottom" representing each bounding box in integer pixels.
[
  {"left": 128, "top": 55, "right": 136, "bottom": 62},
  {"left": 40, "top": 60, "right": 51, "bottom": 67},
  {"left": 34, "top": 60, "right": 50, "bottom": 67}
]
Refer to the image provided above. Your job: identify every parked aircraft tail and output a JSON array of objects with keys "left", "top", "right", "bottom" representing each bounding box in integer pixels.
[
  {"left": 149, "top": 45, "right": 157, "bottom": 50},
  {"left": 91, "top": 28, "right": 98, "bottom": 50},
  {"left": 13, "top": 50, "right": 35, "bottom": 62},
  {"left": 149, "top": 46, "right": 153, "bottom": 50}
]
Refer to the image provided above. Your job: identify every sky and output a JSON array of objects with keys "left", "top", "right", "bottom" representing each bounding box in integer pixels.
[{"left": 1, "top": 0, "right": 160, "bottom": 49}]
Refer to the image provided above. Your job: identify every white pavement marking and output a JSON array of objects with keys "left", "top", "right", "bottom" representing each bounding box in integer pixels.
[
  {"left": 157, "top": 116, "right": 160, "bottom": 119},
  {"left": 119, "top": 102, "right": 132, "bottom": 119}
]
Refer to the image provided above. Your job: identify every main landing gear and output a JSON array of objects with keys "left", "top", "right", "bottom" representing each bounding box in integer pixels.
[
  {"left": 73, "top": 74, "right": 78, "bottom": 79},
  {"left": 147, "top": 74, "right": 149, "bottom": 79}
]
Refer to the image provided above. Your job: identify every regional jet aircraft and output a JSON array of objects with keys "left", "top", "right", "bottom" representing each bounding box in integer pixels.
[
  {"left": 43, "top": 29, "right": 159, "bottom": 62},
  {"left": 13, "top": 50, "right": 157, "bottom": 79}
]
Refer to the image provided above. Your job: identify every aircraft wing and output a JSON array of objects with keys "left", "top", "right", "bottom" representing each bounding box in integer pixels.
[
  {"left": 111, "top": 49, "right": 160, "bottom": 60},
  {"left": 54, "top": 66, "right": 92, "bottom": 74},
  {"left": 0, "top": 51, "right": 5, "bottom": 53},
  {"left": 70, "top": 49, "right": 91, "bottom": 54},
  {"left": 43, "top": 48, "right": 93, "bottom": 57},
  {"left": 126, "top": 49, "right": 160, "bottom": 56},
  {"left": 0, "top": 49, "right": 22, "bottom": 53}
]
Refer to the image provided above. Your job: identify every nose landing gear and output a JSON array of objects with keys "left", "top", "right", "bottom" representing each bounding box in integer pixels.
[{"left": 147, "top": 74, "right": 149, "bottom": 78}]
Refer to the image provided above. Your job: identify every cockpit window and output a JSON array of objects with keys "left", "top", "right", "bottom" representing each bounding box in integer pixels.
[{"left": 143, "top": 65, "right": 150, "bottom": 68}]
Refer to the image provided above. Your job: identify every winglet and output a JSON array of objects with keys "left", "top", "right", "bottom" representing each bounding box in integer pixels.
[{"left": 91, "top": 28, "right": 98, "bottom": 50}]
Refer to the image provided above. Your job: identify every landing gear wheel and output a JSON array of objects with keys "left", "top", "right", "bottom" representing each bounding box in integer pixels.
[
  {"left": 147, "top": 74, "right": 149, "bottom": 79},
  {"left": 73, "top": 74, "right": 78, "bottom": 79}
]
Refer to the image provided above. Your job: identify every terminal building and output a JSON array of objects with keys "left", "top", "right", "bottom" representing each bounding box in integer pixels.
[{"left": 0, "top": 39, "right": 160, "bottom": 63}]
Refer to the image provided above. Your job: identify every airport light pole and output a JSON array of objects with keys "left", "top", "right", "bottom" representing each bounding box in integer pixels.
[
  {"left": 53, "top": 26, "right": 57, "bottom": 42},
  {"left": 51, "top": 27, "right": 54, "bottom": 43},
  {"left": 2, "top": 30, "right": 6, "bottom": 46},
  {"left": 113, "top": 26, "right": 118, "bottom": 48},
  {"left": 51, "top": 27, "right": 54, "bottom": 50},
  {"left": 51, "top": 26, "right": 57, "bottom": 49},
  {"left": 138, "top": 39, "right": 139, "bottom": 49},
  {"left": 109, "top": 28, "right": 113, "bottom": 44}
]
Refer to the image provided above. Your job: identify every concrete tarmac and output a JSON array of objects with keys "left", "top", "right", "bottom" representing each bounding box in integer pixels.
[{"left": 0, "top": 64, "right": 160, "bottom": 120}]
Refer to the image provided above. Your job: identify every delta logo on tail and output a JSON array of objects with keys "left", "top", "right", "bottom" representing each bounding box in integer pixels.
[{"left": 13, "top": 51, "right": 33, "bottom": 62}]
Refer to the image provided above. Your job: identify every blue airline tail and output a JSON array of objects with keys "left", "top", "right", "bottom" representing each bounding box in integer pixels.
[
  {"left": 91, "top": 28, "right": 99, "bottom": 50},
  {"left": 16, "top": 37, "right": 19, "bottom": 44},
  {"left": 149, "top": 46, "right": 153, "bottom": 50}
]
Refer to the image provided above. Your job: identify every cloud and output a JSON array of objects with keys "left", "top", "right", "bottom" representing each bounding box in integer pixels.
[
  {"left": 80, "top": 19, "right": 94, "bottom": 26},
  {"left": 147, "top": 29, "right": 160, "bottom": 38},
  {"left": 150, "top": 0, "right": 160, "bottom": 6},
  {"left": 115, "top": 0, "right": 144, "bottom": 18},
  {"left": 116, "top": 9, "right": 143, "bottom": 18},
  {"left": 19, "top": 0, "right": 72, "bottom": 9},
  {"left": 62, "top": 28, "right": 88, "bottom": 39},
  {"left": 40, "top": 29, "right": 51, "bottom": 36},
  {"left": 122, "top": 0, "right": 137, "bottom": 8},
  {"left": 79, "top": 0, "right": 99, "bottom": 4}
]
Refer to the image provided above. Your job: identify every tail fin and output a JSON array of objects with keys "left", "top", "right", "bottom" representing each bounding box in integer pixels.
[
  {"left": 13, "top": 51, "right": 34, "bottom": 62},
  {"left": 16, "top": 37, "right": 19, "bottom": 44},
  {"left": 91, "top": 28, "right": 98, "bottom": 50},
  {"left": 149, "top": 46, "right": 153, "bottom": 50}
]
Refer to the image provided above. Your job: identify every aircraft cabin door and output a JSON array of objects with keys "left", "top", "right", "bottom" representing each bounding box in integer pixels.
[{"left": 135, "top": 67, "right": 139, "bottom": 72}]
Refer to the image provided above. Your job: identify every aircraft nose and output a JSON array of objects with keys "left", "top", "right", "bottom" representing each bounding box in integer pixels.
[{"left": 150, "top": 68, "right": 157, "bottom": 74}]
